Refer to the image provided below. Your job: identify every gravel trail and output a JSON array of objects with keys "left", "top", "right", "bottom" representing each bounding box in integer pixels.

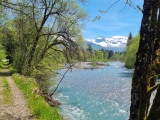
[{"left": 0, "top": 67, "right": 34, "bottom": 120}]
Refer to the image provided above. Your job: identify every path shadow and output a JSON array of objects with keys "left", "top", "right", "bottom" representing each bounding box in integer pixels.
[
  {"left": 0, "top": 72, "right": 11, "bottom": 77},
  {"left": 0, "top": 66, "right": 11, "bottom": 77}
]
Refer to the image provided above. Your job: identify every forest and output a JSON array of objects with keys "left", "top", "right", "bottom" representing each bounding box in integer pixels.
[{"left": 0, "top": 0, "right": 160, "bottom": 120}]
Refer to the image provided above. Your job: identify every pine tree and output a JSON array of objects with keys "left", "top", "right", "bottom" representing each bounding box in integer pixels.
[{"left": 127, "top": 32, "right": 133, "bottom": 46}]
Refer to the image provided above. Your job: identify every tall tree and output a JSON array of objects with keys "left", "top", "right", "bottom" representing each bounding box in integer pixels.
[
  {"left": 1, "top": 0, "right": 87, "bottom": 75},
  {"left": 127, "top": 32, "right": 133, "bottom": 46},
  {"left": 129, "top": 0, "right": 160, "bottom": 120}
]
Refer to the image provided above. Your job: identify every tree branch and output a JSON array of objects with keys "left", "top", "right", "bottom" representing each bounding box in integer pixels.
[
  {"left": 49, "top": 63, "right": 75, "bottom": 97},
  {"left": 148, "top": 82, "right": 160, "bottom": 94}
]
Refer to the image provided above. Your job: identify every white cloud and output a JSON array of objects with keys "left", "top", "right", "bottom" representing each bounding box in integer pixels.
[{"left": 85, "top": 39, "right": 95, "bottom": 42}]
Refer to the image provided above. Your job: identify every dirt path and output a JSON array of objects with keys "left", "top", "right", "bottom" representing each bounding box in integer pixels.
[{"left": 0, "top": 67, "right": 34, "bottom": 120}]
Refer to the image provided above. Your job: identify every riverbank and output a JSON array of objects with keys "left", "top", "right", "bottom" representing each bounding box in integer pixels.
[{"left": 0, "top": 61, "right": 62, "bottom": 120}]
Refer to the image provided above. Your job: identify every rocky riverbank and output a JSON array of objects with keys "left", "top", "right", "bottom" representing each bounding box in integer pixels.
[{"left": 64, "top": 62, "right": 110, "bottom": 70}]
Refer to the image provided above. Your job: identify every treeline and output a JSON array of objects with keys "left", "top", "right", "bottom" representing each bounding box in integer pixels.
[{"left": 75, "top": 44, "right": 123, "bottom": 62}]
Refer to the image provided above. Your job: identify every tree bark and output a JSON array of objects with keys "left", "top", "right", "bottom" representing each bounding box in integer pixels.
[
  {"left": 146, "top": 3, "right": 160, "bottom": 120},
  {"left": 129, "top": 0, "right": 158, "bottom": 119}
]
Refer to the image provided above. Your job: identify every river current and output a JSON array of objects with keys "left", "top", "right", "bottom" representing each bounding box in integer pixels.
[{"left": 54, "top": 62, "right": 133, "bottom": 120}]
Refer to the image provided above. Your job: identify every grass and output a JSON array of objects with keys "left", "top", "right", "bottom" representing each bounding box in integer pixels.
[
  {"left": 12, "top": 74, "right": 62, "bottom": 120},
  {"left": 0, "top": 59, "right": 12, "bottom": 104},
  {"left": 1, "top": 76, "right": 12, "bottom": 104}
]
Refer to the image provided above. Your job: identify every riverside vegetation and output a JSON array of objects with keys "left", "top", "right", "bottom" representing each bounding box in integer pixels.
[
  {"left": 0, "top": 0, "right": 123, "bottom": 96},
  {"left": 0, "top": 0, "right": 123, "bottom": 118},
  {"left": 0, "top": 46, "right": 62, "bottom": 119},
  {"left": 1, "top": 0, "right": 160, "bottom": 120}
]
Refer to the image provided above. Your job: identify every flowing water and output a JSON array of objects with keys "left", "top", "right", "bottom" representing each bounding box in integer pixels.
[{"left": 53, "top": 62, "right": 133, "bottom": 120}]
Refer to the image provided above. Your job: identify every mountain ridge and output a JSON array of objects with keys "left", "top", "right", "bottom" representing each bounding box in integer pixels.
[{"left": 85, "top": 36, "right": 128, "bottom": 52}]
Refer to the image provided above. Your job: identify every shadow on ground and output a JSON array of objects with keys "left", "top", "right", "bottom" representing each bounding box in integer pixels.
[{"left": 0, "top": 66, "right": 11, "bottom": 76}]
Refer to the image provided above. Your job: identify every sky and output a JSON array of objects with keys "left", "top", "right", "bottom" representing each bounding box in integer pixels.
[{"left": 81, "top": 0, "right": 144, "bottom": 39}]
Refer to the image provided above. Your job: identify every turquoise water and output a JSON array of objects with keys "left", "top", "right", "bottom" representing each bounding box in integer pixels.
[{"left": 53, "top": 62, "right": 133, "bottom": 120}]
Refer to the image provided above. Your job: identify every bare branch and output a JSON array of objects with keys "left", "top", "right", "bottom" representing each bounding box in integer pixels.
[
  {"left": 49, "top": 63, "right": 75, "bottom": 97},
  {"left": 137, "top": 5, "right": 143, "bottom": 13}
]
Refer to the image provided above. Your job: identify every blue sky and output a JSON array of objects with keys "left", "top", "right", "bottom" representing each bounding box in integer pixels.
[{"left": 81, "top": 0, "right": 144, "bottom": 39}]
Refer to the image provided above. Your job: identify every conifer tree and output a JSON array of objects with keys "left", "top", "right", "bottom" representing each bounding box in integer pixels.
[{"left": 127, "top": 32, "right": 133, "bottom": 46}]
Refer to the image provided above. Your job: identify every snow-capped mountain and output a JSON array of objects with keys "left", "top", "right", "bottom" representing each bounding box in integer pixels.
[{"left": 85, "top": 36, "right": 128, "bottom": 52}]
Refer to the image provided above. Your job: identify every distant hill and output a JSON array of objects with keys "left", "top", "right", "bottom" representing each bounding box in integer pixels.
[{"left": 85, "top": 36, "right": 128, "bottom": 52}]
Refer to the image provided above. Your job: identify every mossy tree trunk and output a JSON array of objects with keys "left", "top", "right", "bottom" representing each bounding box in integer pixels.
[
  {"left": 129, "top": 0, "right": 159, "bottom": 120},
  {"left": 147, "top": 4, "right": 160, "bottom": 120}
]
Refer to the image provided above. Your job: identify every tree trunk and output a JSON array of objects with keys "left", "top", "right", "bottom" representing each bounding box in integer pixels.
[
  {"left": 146, "top": 3, "right": 160, "bottom": 120},
  {"left": 26, "top": 35, "right": 39, "bottom": 75},
  {"left": 129, "top": 0, "right": 158, "bottom": 119}
]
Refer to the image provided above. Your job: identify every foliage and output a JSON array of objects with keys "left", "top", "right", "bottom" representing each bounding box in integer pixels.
[
  {"left": 124, "top": 35, "right": 140, "bottom": 68},
  {"left": 12, "top": 74, "right": 62, "bottom": 120},
  {"left": 0, "top": 3, "right": 7, "bottom": 25},
  {"left": 0, "top": 0, "right": 87, "bottom": 95},
  {"left": 0, "top": 49, "right": 6, "bottom": 61},
  {"left": 1, "top": 0, "right": 87, "bottom": 75},
  {"left": 110, "top": 52, "right": 123, "bottom": 61},
  {"left": 31, "top": 52, "right": 63, "bottom": 94}
]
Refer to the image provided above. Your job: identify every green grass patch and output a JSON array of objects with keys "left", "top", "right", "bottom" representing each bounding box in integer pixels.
[
  {"left": 12, "top": 74, "right": 62, "bottom": 120},
  {"left": 1, "top": 76, "right": 12, "bottom": 104}
]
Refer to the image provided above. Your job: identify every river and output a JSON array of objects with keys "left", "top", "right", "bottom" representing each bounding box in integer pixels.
[{"left": 54, "top": 62, "right": 133, "bottom": 120}]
